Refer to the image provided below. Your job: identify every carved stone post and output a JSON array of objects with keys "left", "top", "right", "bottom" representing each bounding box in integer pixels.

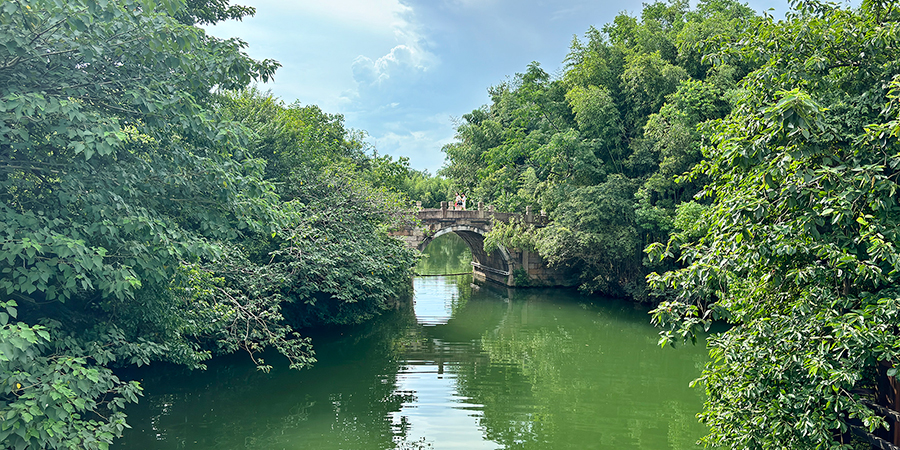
[
  {"left": 440, "top": 201, "right": 448, "bottom": 219},
  {"left": 478, "top": 201, "right": 485, "bottom": 219},
  {"left": 525, "top": 205, "right": 534, "bottom": 223}
]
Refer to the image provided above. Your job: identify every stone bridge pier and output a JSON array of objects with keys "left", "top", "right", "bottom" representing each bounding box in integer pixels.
[{"left": 391, "top": 202, "right": 574, "bottom": 287}]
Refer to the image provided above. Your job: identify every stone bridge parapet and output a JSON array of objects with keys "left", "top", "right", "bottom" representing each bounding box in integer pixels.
[{"left": 391, "top": 201, "right": 572, "bottom": 287}]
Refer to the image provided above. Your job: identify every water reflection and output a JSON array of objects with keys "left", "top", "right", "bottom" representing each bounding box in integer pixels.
[
  {"left": 466, "top": 290, "right": 707, "bottom": 450},
  {"left": 396, "top": 278, "right": 708, "bottom": 450},
  {"left": 117, "top": 244, "right": 708, "bottom": 449},
  {"left": 411, "top": 277, "right": 471, "bottom": 326},
  {"left": 115, "top": 303, "right": 423, "bottom": 449},
  {"left": 413, "top": 233, "right": 475, "bottom": 325}
]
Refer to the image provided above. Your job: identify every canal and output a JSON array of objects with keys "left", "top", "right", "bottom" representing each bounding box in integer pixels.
[{"left": 115, "top": 233, "right": 709, "bottom": 449}]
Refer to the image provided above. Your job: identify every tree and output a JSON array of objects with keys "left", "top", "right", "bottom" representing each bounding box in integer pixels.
[
  {"left": 534, "top": 175, "right": 643, "bottom": 296},
  {"left": 620, "top": 51, "right": 689, "bottom": 132},
  {"left": 0, "top": 1, "right": 414, "bottom": 448},
  {"left": 211, "top": 88, "right": 420, "bottom": 334},
  {"left": 400, "top": 169, "right": 452, "bottom": 209},
  {"left": 442, "top": 0, "right": 755, "bottom": 298},
  {"left": 649, "top": 1, "right": 900, "bottom": 448}
]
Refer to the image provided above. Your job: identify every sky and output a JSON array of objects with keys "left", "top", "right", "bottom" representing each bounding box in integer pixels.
[{"left": 205, "top": 0, "right": 797, "bottom": 174}]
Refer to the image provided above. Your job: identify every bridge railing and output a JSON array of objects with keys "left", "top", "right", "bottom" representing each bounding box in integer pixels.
[{"left": 414, "top": 201, "right": 548, "bottom": 226}]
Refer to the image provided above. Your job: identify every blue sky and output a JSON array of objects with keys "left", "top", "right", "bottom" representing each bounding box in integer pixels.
[{"left": 206, "top": 0, "right": 798, "bottom": 174}]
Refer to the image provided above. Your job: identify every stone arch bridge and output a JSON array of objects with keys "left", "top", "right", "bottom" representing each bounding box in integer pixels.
[{"left": 391, "top": 202, "right": 572, "bottom": 287}]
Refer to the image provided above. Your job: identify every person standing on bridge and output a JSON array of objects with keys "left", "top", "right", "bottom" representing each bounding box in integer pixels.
[
  {"left": 460, "top": 193, "right": 467, "bottom": 210},
  {"left": 454, "top": 192, "right": 462, "bottom": 210}
]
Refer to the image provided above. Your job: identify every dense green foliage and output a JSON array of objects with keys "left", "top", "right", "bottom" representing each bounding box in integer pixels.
[
  {"left": 444, "top": 0, "right": 900, "bottom": 448},
  {"left": 8, "top": 0, "right": 900, "bottom": 448},
  {"left": 215, "top": 90, "right": 418, "bottom": 327},
  {"left": 400, "top": 169, "right": 453, "bottom": 209},
  {"left": 0, "top": 1, "right": 417, "bottom": 448},
  {"left": 442, "top": 0, "right": 756, "bottom": 299},
  {"left": 648, "top": 0, "right": 900, "bottom": 448}
]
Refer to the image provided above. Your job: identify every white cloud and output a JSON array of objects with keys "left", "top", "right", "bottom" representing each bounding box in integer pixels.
[
  {"left": 351, "top": 44, "right": 433, "bottom": 89},
  {"left": 348, "top": 2, "right": 438, "bottom": 103}
]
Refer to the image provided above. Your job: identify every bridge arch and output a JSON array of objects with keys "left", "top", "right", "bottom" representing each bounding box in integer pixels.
[
  {"left": 390, "top": 205, "right": 571, "bottom": 287},
  {"left": 420, "top": 225, "right": 512, "bottom": 281}
]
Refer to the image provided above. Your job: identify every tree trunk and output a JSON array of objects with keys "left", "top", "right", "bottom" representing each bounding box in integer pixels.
[{"left": 875, "top": 360, "right": 900, "bottom": 446}]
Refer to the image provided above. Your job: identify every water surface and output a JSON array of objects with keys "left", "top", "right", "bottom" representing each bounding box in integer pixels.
[{"left": 116, "top": 233, "right": 708, "bottom": 449}]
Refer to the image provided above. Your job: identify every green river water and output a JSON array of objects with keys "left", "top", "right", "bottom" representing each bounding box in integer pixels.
[{"left": 115, "top": 233, "right": 709, "bottom": 449}]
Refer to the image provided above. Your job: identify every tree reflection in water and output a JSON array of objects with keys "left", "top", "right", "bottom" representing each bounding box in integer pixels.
[
  {"left": 453, "top": 289, "right": 709, "bottom": 449},
  {"left": 118, "top": 238, "right": 707, "bottom": 450}
]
